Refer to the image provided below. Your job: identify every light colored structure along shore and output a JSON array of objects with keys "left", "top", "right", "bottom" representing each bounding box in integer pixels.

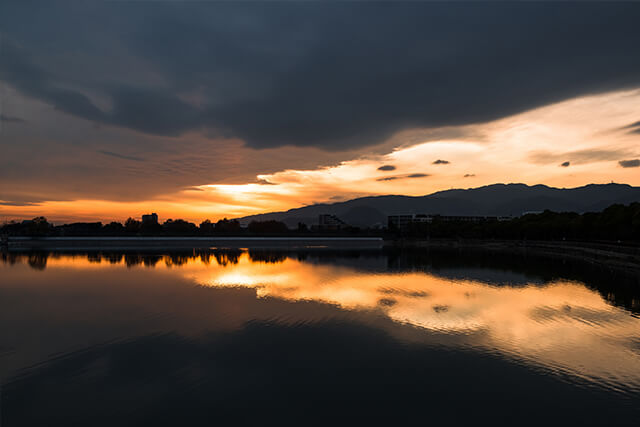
[{"left": 388, "top": 214, "right": 514, "bottom": 230}]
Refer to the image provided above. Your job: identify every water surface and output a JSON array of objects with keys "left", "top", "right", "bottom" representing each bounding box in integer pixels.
[{"left": 1, "top": 248, "right": 639, "bottom": 425}]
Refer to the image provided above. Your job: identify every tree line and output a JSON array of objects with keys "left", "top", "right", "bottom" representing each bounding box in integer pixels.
[
  {"left": 0, "top": 217, "right": 300, "bottom": 236},
  {"left": 392, "top": 202, "right": 640, "bottom": 242},
  {"left": 2, "top": 202, "right": 639, "bottom": 242}
]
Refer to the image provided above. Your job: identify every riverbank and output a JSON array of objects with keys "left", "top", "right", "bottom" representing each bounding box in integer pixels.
[
  {"left": 4, "top": 235, "right": 639, "bottom": 273},
  {"left": 390, "top": 238, "right": 640, "bottom": 273}
]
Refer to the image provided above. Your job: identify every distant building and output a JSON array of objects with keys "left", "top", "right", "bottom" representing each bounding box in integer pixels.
[
  {"left": 318, "top": 214, "right": 348, "bottom": 231},
  {"left": 388, "top": 215, "right": 415, "bottom": 230},
  {"left": 141, "top": 213, "right": 159, "bottom": 225},
  {"left": 388, "top": 214, "right": 512, "bottom": 230}
]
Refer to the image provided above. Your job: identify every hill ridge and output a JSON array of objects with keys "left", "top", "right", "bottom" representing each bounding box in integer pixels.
[{"left": 236, "top": 183, "right": 640, "bottom": 228}]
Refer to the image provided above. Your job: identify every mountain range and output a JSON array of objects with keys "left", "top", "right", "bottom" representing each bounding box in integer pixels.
[{"left": 236, "top": 183, "right": 640, "bottom": 228}]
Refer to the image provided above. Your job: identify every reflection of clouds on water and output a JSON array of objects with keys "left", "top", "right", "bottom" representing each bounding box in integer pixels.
[
  {"left": 529, "top": 305, "right": 624, "bottom": 326},
  {"left": 430, "top": 267, "right": 545, "bottom": 287},
  {"left": 182, "top": 255, "right": 640, "bottom": 392},
  {"left": 2, "top": 251, "right": 640, "bottom": 394}
]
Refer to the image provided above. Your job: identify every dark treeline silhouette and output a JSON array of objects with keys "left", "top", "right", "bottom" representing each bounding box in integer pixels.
[
  {"left": 1, "top": 202, "right": 639, "bottom": 242},
  {"left": 0, "top": 216, "right": 366, "bottom": 237},
  {"left": 392, "top": 203, "right": 640, "bottom": 242},
  {"left": 1, "top": 217, "right": 244, "bottom": 237}
]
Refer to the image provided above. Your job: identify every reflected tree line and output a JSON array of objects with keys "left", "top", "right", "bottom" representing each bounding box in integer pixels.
[
  {"left": 0, "top": 249, "right": 289, "bottom": 270},
  {"left": 2, "top": 247, "right": 638, "bottom": 314}
]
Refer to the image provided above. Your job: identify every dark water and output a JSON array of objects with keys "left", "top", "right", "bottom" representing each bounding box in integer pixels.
[{"left": 1, "top": 248, "right": 639, "bottom": 426}]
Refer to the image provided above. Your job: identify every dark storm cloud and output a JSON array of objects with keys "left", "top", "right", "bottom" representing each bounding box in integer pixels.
[
  {"left": 0, "top": 114, "right": 25, "bottom": 123},
  {"left": 0, "top": 42, "right": 106, "bottom": 123},
  {"left": 377, "top": 165, "right": 396, "bottom": 171},
  {"left": 98, "top": 150, "right": 144, "bottom": 162},
  {"left": 619, "top": 159, "right": 640, "bottom": 168},
  {"left": 560, "top": 161, "right": 570, "bottom": 167},
  {"left": 1, "top": 2, "right": 640, "bottom": 150},
  {"left": 432, "top": 160, "right": 450, "bottom": 165}
]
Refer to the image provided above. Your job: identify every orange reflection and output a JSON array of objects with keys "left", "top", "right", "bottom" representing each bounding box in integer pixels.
[{"left": 5, "top": 251, "right": 640, "bottom": 393}]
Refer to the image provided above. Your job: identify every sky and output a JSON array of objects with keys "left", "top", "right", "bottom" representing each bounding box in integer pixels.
[{"left": 1, "top": 1, "right": 639, "bottom": 224}]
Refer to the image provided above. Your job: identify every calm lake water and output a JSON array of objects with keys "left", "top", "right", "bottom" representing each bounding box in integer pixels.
[{"left": 1, "top": 248, "right": 639, "bottom": 426}]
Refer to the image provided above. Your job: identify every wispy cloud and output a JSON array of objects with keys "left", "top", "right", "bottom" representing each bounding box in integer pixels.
[
  {"left": 98, "top": 150, "right": 144, "bottom": 162},
  {"left": 530, "top": 148, "right": 635, "bottom": 165},
  {"left": 432, "top": 159, "right": 450, "bottom": 165},
  {"left": 256, "top": 179, "right": 277, "bottom": 185},
  {"left": 0, "top": 200, "right": 39, "bottom": 207},
  {"left": 0, "top": 114, "right": 25, "bottom": 123},
  {"left": 620, "top": 120, "right": 640, "bottom": 134},
  {"left": 376, "top": 173, "right": 429, "bottom": 182},
  {"left": 619, "top": 159, "right": 640, "bottom": 168}
]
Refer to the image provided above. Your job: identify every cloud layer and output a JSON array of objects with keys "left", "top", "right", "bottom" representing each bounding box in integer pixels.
[
  {"left": 2, "top": 2, "right": 640, "bottom": 149},
  {"left": 2, "top": 88, "right": 639, "bottom": 222},
  {"left": 1, "top": 4, "right": 640, "bottom": 222}
]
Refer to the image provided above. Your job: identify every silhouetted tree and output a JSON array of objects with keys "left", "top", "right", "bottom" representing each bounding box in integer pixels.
[
  {"left": 199, "top": 219, "right": 215, "bottom": 234},
  {"left": 103, "top": 222, "right": 125, "bottom": 235},
  {"left": 140, "top": 220, "right": 162, "bottom": 235},
  {"left": 124, "top": 218, "right": 141, "bottom": 233},
  {"left": 30, "top": 217, "right": 51, "bottom": 235},
  {"left": 58, "top": 222, "right": 103, "bottom": 236},
  {"left": 162, "top": 219, "right": 198, "bottom": 235},
  {"left": 215, "top": 218, "right": 242, "bottom": 233},
  {"left": 248, "top": 220, "right": 289, "bottom": 234}
]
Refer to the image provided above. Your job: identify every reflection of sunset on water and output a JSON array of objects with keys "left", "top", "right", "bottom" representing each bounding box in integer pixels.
[{"left": 6, "top": 251, "right": 639, "bottom": 392}]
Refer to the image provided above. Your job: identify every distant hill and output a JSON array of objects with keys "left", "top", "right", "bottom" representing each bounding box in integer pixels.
[{"left": 236, "top": 183, "right": 640, "bottom": 228}]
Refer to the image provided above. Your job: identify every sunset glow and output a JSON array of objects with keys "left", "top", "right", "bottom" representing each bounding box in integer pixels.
[
  {"left": 3, "top": 3, "right": 640, "bottom": 424},
  {"left": 2, "top": 89, "right": 638, "bottom": 223}
]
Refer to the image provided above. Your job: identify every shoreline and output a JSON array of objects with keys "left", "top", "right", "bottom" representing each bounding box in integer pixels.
[
  {"left": 3, "top": 235, "right": 639, "bottom": 272},
  {"left": 390, "top": 238, "right": 640, "bottom": 273}
]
